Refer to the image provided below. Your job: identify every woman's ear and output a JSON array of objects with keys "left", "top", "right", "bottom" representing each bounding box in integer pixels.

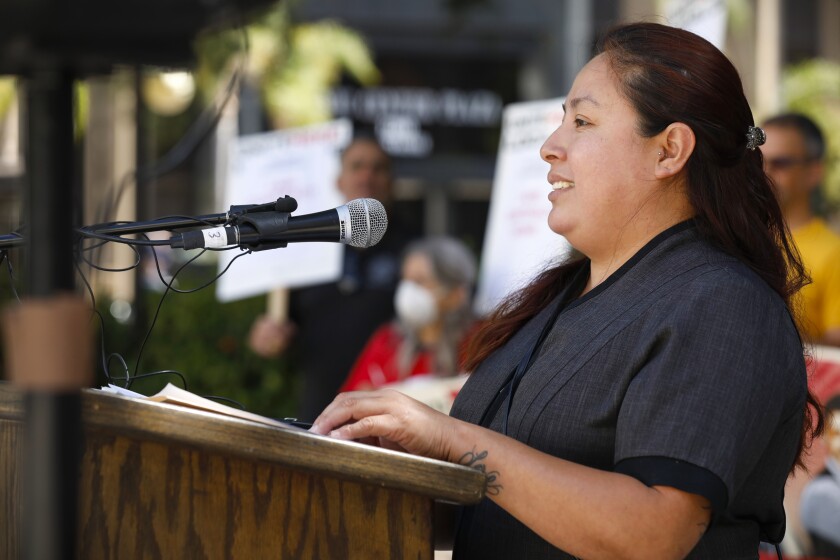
[{"left": 655, "top": 123, "right": 695, "bottom": 179}]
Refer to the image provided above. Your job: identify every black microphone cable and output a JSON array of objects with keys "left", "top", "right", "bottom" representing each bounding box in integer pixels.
[
  {"left": 88, "top": 19, "right": 249, "bottom": 273},
  {"left": 75, "top": 233, "right": 188, "bottom": 391},
  {"left": 0, "top": 249, "right": 21, "bottom": 303},
  {"left": 74, "top": 222, "right": 250, "bottom": 393}
]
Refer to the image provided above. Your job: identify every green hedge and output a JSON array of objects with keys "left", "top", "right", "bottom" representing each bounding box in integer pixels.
[
  {"left": 0, "top": 252, "right": 299, "bottom": 421},
  {"left": 95, "top": 270, "right": 299, "bottom": 419}
]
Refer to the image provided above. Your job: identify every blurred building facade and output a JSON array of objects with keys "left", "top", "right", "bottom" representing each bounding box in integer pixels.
[
  {"left": 288, "top": 0, "right": 840, "bottom": 254},
  {"left": 0, "top": 0, "right": 839, "bottom": 291},
  {"left": 287, "top": 0, "right": 616, "bottom": 253}
]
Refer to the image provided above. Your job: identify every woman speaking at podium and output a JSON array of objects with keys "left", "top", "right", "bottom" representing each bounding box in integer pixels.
[{"left": 311, "top": 22, "right": 822, "bottom": 559}]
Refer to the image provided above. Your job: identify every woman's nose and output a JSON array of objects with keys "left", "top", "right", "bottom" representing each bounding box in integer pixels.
[{"left": 539, "top": 127, "right": 566, "bottom": 163}]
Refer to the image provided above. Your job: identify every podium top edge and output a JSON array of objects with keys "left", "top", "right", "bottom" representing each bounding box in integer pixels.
[{"left": 0, "top": 383, "right": 486, "bottom": 504}]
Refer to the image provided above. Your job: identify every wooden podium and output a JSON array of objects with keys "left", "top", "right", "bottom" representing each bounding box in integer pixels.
[{"left": 0, "top": 383, "right": 486, "bottom": 558}]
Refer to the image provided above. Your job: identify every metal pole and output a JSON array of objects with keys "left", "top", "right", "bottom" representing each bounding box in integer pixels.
[
  {"left": 562, "top": 0, "right": 592, "bottom": 92},
  {"left": 27, "top": 69, "right": 77, "bottom": 295},
  {"left": 133, "top": 67, "right": 150, "bottom": 343},
  {"left": 19, "top": 66, "right": 83, "bottom": 560},
  {"left": 755, "top": 0, "right": 782, "bottom": 119}
]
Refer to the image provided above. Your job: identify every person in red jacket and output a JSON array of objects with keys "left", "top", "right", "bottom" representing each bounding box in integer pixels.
[{"left": 340, "top": 236, "right": 477, "bottom": 392}]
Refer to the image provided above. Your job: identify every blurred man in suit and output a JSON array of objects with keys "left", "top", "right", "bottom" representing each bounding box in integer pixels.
[{"left": 248, "top": 137, "right": 415, "bottom": 420}]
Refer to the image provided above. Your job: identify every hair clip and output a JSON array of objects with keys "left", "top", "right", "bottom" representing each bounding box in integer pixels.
[{"left": 746, "top": 126, "right": 766, "bottom": 151}]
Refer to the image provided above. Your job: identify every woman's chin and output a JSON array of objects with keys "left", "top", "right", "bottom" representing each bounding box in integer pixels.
[{"left": 546, "top": 214, "right": 572, "bottom": 237}]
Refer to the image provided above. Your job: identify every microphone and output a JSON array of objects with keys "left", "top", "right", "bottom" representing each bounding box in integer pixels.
[{"left": 169, "top": 198, "right": 388, "bottom": 251}]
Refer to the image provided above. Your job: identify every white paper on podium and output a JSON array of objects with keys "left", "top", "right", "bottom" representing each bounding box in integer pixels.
[
  {"left": 216, "top": 119, "right": 352, "bottom": 303},
  {"left": 474, "top": 98, "right": 573, "bottom": 316}
]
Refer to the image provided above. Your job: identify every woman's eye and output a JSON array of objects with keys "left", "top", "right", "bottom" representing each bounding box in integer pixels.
[{"left": 574, "top": 118, "right": 589, "bottom": 127}]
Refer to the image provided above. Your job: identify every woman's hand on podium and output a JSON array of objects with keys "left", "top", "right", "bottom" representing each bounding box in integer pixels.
[{"left": 310, "top": 389, "right": 458, "bottom": 462}]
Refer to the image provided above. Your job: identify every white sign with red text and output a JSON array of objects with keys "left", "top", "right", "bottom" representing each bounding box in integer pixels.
[
  {"left": 215, "top": 119, "right": 352, "bottom": 302},
  {"left": 474, "top": 98, "right": 573, "bottom": 315}
]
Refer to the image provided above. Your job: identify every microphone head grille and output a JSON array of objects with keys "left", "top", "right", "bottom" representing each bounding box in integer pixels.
[{"left": 347, "top": 198, "right": 388, "bottom": 248}]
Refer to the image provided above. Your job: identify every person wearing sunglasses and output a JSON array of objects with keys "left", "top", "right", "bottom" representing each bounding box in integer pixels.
[{"left": 761, "top": 113, "right": 840, "bottom": 347}]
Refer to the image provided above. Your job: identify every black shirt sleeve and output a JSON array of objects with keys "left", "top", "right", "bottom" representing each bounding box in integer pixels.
[{"left": 615, "top": 456, "right": 728, "bottom": 515}]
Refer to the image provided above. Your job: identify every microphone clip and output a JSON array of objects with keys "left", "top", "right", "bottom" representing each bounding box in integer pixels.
[
  {"left": 228, "top": 195, "right": 298, "bottom": 217},
  {"left": 233, "top": 211, "right": 292, "bottom": 251}
]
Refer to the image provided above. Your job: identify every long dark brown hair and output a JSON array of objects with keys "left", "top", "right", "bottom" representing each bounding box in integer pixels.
[{"left": 463, "top": 22, "right": 822, "bottom": 469}]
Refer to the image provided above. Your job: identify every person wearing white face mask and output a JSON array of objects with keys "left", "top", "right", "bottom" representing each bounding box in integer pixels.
[
  {"left": 394, "top": 280, "right": 439, "bottom": 330},
  {"left": 339, "top": 236, "right": 478, "bottom": 393}
]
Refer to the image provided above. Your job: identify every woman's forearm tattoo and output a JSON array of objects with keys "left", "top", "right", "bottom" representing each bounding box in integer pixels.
[{"left": 458, "top": 447, "right": 503, "bottom": 496}]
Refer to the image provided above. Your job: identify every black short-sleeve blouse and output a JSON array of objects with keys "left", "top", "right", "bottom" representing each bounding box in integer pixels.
[{"left": 450, "top": 222, "right": 807, "bottom": 560}]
